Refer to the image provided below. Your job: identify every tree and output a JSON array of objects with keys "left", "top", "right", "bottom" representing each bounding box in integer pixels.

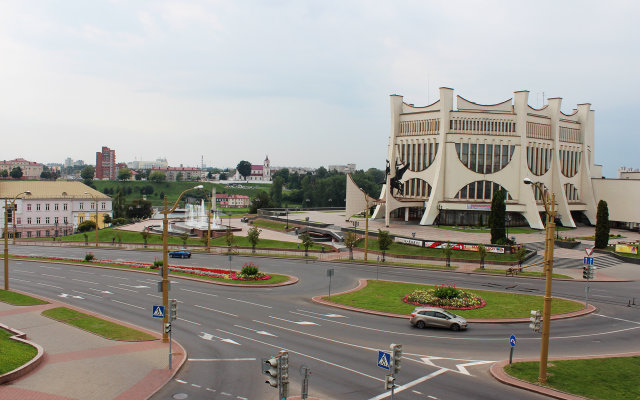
[
  {"left": 10, "top": 167, "right": 23, "bottom": 179},
  {"left": 516, "top": 246, "right": 527, "bottom": 269},
  {"left": 236, "top": 160, "right": 252, "bottom": 180},
  {"left": 377, "top": 229, "right": 393, "bottom": 262},
  {"left": 224, "top": 228, "right": 235, "bottom": 253},
  {"left": 247, "top": 226, "right": 261, "bottom": 253},
  {"left": 176, "top": 172, "right": 183, "bottom": 181},
  {"left": 141, "top": 231, "right": 150, "bottom": 248},
  {"left": 595, "top": 200, "right": 610, "bottom": 249},
  {"left": 489, "top": 190, "right": 506, "bottom": 244},
  {"left": 103, "top": 214, "right": 112, "bottom": 225},
  {"left": 180, "top": 232, "right": 189, "bottom": 246},
  {"left": 477, "top": 244, "right": 487, "bottom": 269},
  {"left": 300, "top": 232, "right": 313, "bottom": 257},
  {"left": 80, "top": 166, "right": 95, "bottom": 184},
  {"left": 443, "top": 241, "right": 453, "bottom": 268},
  {"left": 112, "top": 189, "right": 127, "bottom": 219},
  {"left": 77, "top": 220, "right": 96, "bottom": 233},
  {"left": 344, "top": 232, "right": 358, "bottom": 260},
  {"left": 249, "top": 191, "right": 272, "bottom": 214},
  {"left": 118, "top": 168, "right": 132, "bottom": 181},
  {"left": 125, "top": 199, "right": 153, "bottom": 219},
  {"left": 149, "top": 171, "right": 166, "bottom": 183},
  {"left": 0, "top": 169, "right": 8, "bottom": 178},
  {"left": 219, "top": 172, "right": 228, "bottom": 180},
  {"left": 270, "top": 176, "right": 284, "bottom": 207}
]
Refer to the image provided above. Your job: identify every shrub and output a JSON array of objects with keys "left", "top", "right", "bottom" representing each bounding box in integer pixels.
[
  {"left": 433, "top": 285, "right": 460, "bottom": 299},
  {"left": 84, "top": 253, "right": 95, "bottom": 262},
  {"left": 240, "top": 262, "right": 259, "bottom": 276},
  {"left": 152, "top": 260, "right": 163, "bottom": 269},
  {"left": 77, "top": 220, "right": 97, "bottom": 233}
]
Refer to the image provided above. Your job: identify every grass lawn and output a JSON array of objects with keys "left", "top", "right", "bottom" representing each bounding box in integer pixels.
[
  {"left": 0, "top": 329, "right": 38, "bottom": 374},
  {"left": 505, "top": 357, "right": 640, "bottom": 400},
  {"left": 473, "top": 268, "right": 573, "bottom": 279},
  {"left": 42, "top": 307, "right": 155, "bottom": 341},
  {"left": 336, "top": 259, "right": 458, "bottom": 270},
  {"left": 325, "top": 280, "right": 583, "bottom": 318},
  {"left": 0, "top": 290, "right": 48, "bottom": 305},
  {"left": 356, "top": 239, "right": 519, "bottom": 262},
  {"left": 251, "top": 219, "right": 295, "bottom": 231}
]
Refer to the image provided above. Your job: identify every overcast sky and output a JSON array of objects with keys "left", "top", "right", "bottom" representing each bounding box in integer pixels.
[{"left": 0, "top": 1, "right": 637, "bottom": 177}]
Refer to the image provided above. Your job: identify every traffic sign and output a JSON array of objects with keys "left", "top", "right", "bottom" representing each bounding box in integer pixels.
[
  {"left": 152, "top": 305, "right": 165, "bottom": 318},
  {"left": 509, "top": 334, "right": 517, "bottom": 347},
  {"left": 377, "top": 351, "right": 391, "bottom": 370},
  {"left": 585, "top": 247, "right": 595, "bottom": 256},
  {"left": 584, "top": 256, "right": 594, "bottom": 265}
]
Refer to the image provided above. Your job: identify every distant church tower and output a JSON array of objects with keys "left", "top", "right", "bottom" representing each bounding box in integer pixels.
[{"left": 264, "top": 155, "right": 271, "bottom": 181}]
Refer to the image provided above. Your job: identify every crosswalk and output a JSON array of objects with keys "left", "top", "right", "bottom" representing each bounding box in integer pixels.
[{"left": 523, "top": 242, "right": 624, "bottom": 269}]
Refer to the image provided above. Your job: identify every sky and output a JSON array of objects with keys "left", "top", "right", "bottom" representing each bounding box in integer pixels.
[{"left": 0, "top": 1, "right": 638, "bottom": 177}]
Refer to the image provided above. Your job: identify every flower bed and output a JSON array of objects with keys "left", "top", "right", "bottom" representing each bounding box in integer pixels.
[{"left": 403, "top": 286, "right": 486, "bottom": 310}]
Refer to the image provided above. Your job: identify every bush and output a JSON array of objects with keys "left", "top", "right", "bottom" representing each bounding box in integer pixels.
[
  {"left": 240, "top": 262, "right": 259, "bottom": 276},
  {"left": 433, "top": 285, "right": 460, "bottom": 299},
  {"left": 84, "top": 253, "right": 95, "bottom": 262},
  {"left": 77, "top": 220, "right": 97, "bottom": 232},
  {"left": 152, "top": 260, "right": 163, "bottom": 269},
  {"left": 111, "top": 218, "right": 129, "bottom": 226}
]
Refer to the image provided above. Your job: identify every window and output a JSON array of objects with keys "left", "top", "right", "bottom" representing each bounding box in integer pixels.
[
  {"left": 27, "top": 218, "right": 31, "bottom": 224},
  {"left": 45, "top": 204, "right": 50, "bottom": 211},
  {"left": 469, "top": 144, "right": 477, "bottom": 171},
  {"left": 45, "top": 217, "right": 50, "bottom": 224},
  {"left": 54, "top": 204, "right": 59, "bottom": 211},
  {"left": 90, "top": 202, "right": 95, "bottom": 210},
  {"left": 63, "top": 203, "right": 68, "bottom": 211},
  {"left": 80, "top": 203, "right": 84, "bottom": 210},
  {"left": 36, "top": 231, "right": 40, "bottom": 237},
  {"left": 17, "top": 218, "right": 21, "bottom": 225},
  {"left": 27, "top": 231, "right": 31, "bottom": 238},
  {"left": 79, "top": 216, "right": 84, "bottom": 223},
  {"left": 101, "top": 202, "right": 106, "bottom": 210},
  {"left": 36, "top": 204, "right": 41, "bottom": 211},
  {"left": 64, "top": 217, "right": 68, "bottom": 224},
  {"left": 27, "top": 204, "right": 31, "bottom": 211},
  {"left": 55, "top": 217, "right": 59, "bottom": 224},
  {"left": 36, "top": 217, "right": 41, "bottom": 224}
]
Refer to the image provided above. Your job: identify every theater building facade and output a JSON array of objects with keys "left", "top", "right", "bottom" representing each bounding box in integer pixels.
[{"left": 371, "top": 87, "right": 640, "bottom": 230}]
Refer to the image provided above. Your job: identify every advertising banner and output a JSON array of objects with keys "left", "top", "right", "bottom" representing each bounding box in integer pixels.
[
  {"left": 424, "top": 241, "right": 505, "bottom": 253},
  {"left": 395, "top": 237, "right": 423, "bottom": 247},
  {"left": 615, "top": 244, "right": 638, "bottom": 254}
]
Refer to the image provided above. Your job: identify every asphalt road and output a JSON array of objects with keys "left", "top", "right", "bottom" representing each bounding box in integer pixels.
[{"left": 6, "top": 244, "right": 640, "bottom": 399}]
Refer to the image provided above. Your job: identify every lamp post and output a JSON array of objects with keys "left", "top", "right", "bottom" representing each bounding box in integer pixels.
[
  {"left": 4, "top": 191, "right": 31, "bottom": 290},
  {"left": 285, "top": 208, "right": 289, "bottom": 229},
  {"left": 524, "top": 178, "right": 556, "bottom": 383},
  {"left": 160, "top": 185, "right": 203, "bottom": 342},
  {"left": 84, "top": 192, "right": 100, "bottom": 247},
  {"left": 437, "top": 204, "right": 443, "bottom": 227}
]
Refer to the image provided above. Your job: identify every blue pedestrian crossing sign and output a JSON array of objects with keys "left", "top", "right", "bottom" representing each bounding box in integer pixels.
[
  {"left": 377, "top": 351, "right": 391, "bottom": 370},
  {"left": 509, "top": 334, "right": 517, "bottom": 347},
  {"left": 152, "top": 305, "right": 165, "bottom": 318},
  {"left": 584, "top": 257, "right": 594, "bottom": 265}
]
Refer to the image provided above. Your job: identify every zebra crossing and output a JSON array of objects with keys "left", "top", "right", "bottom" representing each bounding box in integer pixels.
[{"left": 522, "top": 242, "right": 624, "bottom": 269}]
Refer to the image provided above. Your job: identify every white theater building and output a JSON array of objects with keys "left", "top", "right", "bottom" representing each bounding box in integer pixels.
[{"left": 369, "top": 87, "right": 640, "bottom": 230}]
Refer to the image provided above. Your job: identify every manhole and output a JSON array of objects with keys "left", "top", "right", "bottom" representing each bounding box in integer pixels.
[{"left": 173, "top": 394, "right": 188, "bottom": 399}]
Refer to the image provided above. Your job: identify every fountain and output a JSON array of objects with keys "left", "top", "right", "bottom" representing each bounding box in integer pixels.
[{"left": 184, "top": 199, "right": 224, "bottom": 230}]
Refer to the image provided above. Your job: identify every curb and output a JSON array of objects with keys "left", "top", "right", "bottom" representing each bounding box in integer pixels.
[
  {"left": 0, "top": 323, "right": 45, "bottom": 385},
  {"left": 312, "top": 279, "right": 597, "bottom": 322}
]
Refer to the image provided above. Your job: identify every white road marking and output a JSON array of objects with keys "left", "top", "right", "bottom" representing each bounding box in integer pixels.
[
  {"left": 119, "top": 284, "right": 149, "bottom": 288},
  {"left": 104, "top": 275, "right": 129, "bottom": 280},
  {"left": 37, "top": 283, "right": 63, "bottom": 289},
  {"left": 269, "top": 316, "right": 318, "bottom": 325},
  {"left": 111, "top": 299, "right": 145, "bottom": 310},
  {"left": 189, "top": 358, "right": 256, "bottom": 362},
  {"left": 234, "top": 325, "right": 278, "bottom": 337},
  {"left": 206, "top": 388, "right": 216, "bottom": 392},
  {"left": 14, "top": 270, "right": 35, "bottom": 274},
  {"left": 191, "top": 384, "right": 201, "bottom": 388},
  {"left": 221, "top": 393, "right": 231, "bottom": 397},
  {"left": 594, "top": 313, "right": 640, "bottom": 325},
  {"left": 226, "top": 297, "right": 272, "bottom": 308},
  {"left": 59, "top": 293, "right": 84, "bottom": 299},
  {"left": 106, "top": 285, "right": 137, "bottom": 293},
  {"left": 297, "top": 309, "right": 346, "bottom": 318},
  {"left": 194, "top": 304, "right": 238, "bottom": 317},
  {"left": 176, "top": 379, "right": 187, "bottom": 384},
  {"left": 72, "top": 290, "right": 102, "bottom": 299},
  {"left": 12, "top": 278, "right": 31, "bottom": 283},
  {"left": 89, "top": 288, "right": 113, "bottom": 294},
  {"left": 72, "top": 278, "right": 100, "bottom": 285},
  {"left": 71, "top": 270, "right": 95, "bottom": 275},
  {"left": 428, "top": 396, "right": 438, "bottom": 399},
  {"left": 178, "top": 318, "right": 201, "bottom": 325},
  {"left": 39, "top": 265, "right": 61, "bottom": 269},
  {"left": 369, "top": 368, "right": 448, "bottom": 399},
  {"left": 237, "top": 397, "right": 248, "bottom": 400},
  {"left": 199, "top": 332, "right": 241, "bottom": 345},
  {"left": 42, "top": 273, "right": 65, "bottom": 279},
  {"left": 180, "top": 288, "right": 218, "bottom": 297}
]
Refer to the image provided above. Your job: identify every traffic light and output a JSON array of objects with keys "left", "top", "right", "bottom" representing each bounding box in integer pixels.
[
  {"left": 583, "top": 266, "right": 589, "bottom": 279},
  {"left": 588, "top": 266, "right": 595, "bottom": 280},
  {"left": 169, "top": 299, "right": 177, "bottom": 321},
  {"left": 262, "top": 356, "right": 279, "bottom": 388},
  {"left": 279, "top": 351, "right": 290, "bottom": 398},
  {"left": 391, "top": 343, "right": 402, "bottom": 375},
  {"left": 529, "top": 310, "right": 541, "bottom": 332},
  {"left": 384, "top": 374, "right": 395, "bottom": 390},
  {"left": 163, "top": 322, "right": 171, "bottom": 334}
]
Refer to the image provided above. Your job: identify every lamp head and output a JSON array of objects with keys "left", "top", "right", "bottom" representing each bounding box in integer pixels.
[
  {"left": 523, "top": 178, "right": 533, "bottom": 185},
  {"left": 24, "top": 191, "right": 31, "bottom": 195},
  {"left": 194, "top": 185, "right": 204, "bottom": 190}
]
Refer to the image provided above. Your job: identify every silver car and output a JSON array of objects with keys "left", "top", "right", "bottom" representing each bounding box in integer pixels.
[{"left": 410, "top": 307, "right": 468, "bottom": 331}]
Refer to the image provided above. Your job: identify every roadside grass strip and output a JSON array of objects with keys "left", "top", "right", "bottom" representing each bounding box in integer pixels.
[
  {"left": 356, "top": 239, "right": 520, "bottom": 262},
  {"left": 473, "top": 268, "right": 572, "bottom": 279},
  {"left": 324, "top": 280, "right": 584, "bottom": 318},
  {"left": 0, "top": 290, "right": 48, "bottom": 306},
  {"left": 505, "top": 357, "right": 640, "bottom": 400},
  {"left": 337, "top": 259, "right": 458, "bottom": 270},
  {"left": 42, "top": 307, "right": 155, "bottom": 341},
  {"left": 0, "top": 329, "right": 38, "bottom": 374}
]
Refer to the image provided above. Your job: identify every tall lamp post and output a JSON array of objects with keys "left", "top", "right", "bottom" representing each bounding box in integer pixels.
[
  {"left": 84, "top": 192, "right": 100, "bottom": 247},
  {"left": 285, "top": 208, "right": 289, "bottom": 229},
  {"left": 4, "top": 191, "right": 31, "bottom": 290},
  {"left": 523, "top": 178, "right": 556, "bottom": 383},
  {"left": 160, "top": 185, "right": 203, "bottom": 342}
]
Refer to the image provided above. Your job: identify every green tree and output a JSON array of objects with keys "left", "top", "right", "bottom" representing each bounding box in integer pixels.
[
  {"left": 595, "top": 200, "right": 610, "bottom": 249},
  {"left": 249, "top": 191, "right": 272, "bottom": 214},
  {"left": 176, "top": 172, "right": 183, "bottom": 181},
  {"left": 112, "top": 189, "right": 127, "bottom": 219},
  {"left": 344, "top": 232, "right": 358, "bottom": 260},
  {"left": 0, "top": 169, "right": 8, "bottom": 178},
  {"left": 125, "top": 199, "right": 153, "bottom": 219},
  {"left": 10, "top": 167, "right": 23, "bottom": 179},
  {"left": 377, "top": 229, "right": 393, "bottom": 262},
  {"left": 443, "top": 241, "right": 453, "bottom": 267},
  {"left": 219, "top": 172, "right": 228, "bottom": 180},
  {"left": 77, "top": 220, "right": 96, "bottom": 233},
  {"left": 477, "top": 243, "right": 487, "bottom": 269},
  {"left": 140, "top": 231, "right": 150, "bottom": 248},
  {"left": 236, "top": 160, "right": 252, "bottom": 180},
  {"left": 270, "top": 176, "right": 284, "bottom": 207},
  {"left": 300, "top": 232, "right": 313, "bottom": 257},
  {"left": 80, "top": 166, "right": 95, "bottom": 185},
  {"left": 489, "top": 190, "right": 506, "bottom": 244},
  {"left": 247, "top": 226, "right": 261, "bottom": 253},
  {"left": 118, "top": 168, "right": 132, "bottom": 181},
  {"left": 103, "top": 214, "right": 112, "bottom": 225},
  {"left": 180, "top": 232, "right": 189, "bottom": 246},
  {"left": 224, "top": 228, "right": 235, "bottom": 253},
  {"left": 149, "top": 170, "right": 166, "bottom": 183},
  {"left": 516, "top": 246, "right": 527, "bottom": 268}
]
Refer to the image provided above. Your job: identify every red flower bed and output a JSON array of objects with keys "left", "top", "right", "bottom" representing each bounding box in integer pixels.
[{"left": 402, "top": 294, "right": 486, "bottom": 310}]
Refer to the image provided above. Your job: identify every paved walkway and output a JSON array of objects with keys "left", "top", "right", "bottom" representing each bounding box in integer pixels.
[{"left": 0, "top": 294, "right": 185, "bottom": 400}]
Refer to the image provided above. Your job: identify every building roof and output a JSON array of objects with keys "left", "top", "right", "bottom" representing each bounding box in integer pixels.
[
  {"left": 0, "top": 181, "right": 110, "bottom": 200},
  {"left": 152, "top": 166, "right": 201, "bottom": 172},
  {"left": 0, "top": 158, "right": 42, "bottom": 166}
]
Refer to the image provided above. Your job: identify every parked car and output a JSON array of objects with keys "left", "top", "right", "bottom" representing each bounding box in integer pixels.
[
  {"left": 169, "top": 249, "right": 191, "bottom": 259},
  {"left": 409, "top": 307, "right": 468, "bottom": 331}
]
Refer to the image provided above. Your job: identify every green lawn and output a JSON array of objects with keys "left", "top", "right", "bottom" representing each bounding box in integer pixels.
[
  {"left": 325, "top": 280, "right": 583, "bottom": 318},
  {"left": 337, "top": 259, "right": 458, "bottom": 270},
  {"left": 42, "top": 307, "right": 155, "bottom": 341},
  {"left": 473, "top": 268, "right": 572, "bottom": 279},
  {"left": 356, "top": 239, "right": 519, "bottom": 262},
  {"left": 0, "top": 329, "right": 38, "bottom": 374},
  {"left": 0, "top": 290, "right": 48, "bottom": 305},
  {"left": 251, "top": 219, "right": 295, "bottom": 231},
  {"left": 506, "top": 357, "right": 640, "bottom": 400}
]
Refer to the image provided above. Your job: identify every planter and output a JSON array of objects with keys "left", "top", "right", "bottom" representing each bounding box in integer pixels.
[{"left": 554, "top": 240, "right": 580, "bottom": 249}]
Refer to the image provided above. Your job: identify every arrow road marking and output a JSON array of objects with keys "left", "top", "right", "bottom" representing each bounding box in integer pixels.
[
  {"left": 72, "top": 290, "right": 102, "bottom": 299},
  {"left": 199, "top": 332, "right": 241, "bottom": 345},
  {"left": 234, "top": 325, "right": 278, "bottom": 337},
  {"left": 296, "top": 309, "right": 346, "bottom": 318},
  {"left": 88, "top": 288, "right": 113, "bottom": 294},
  {"left": 58, "top": 293, "right": 84, "bottom": 299},
  {"left": 269, "top": 316, "right": 318, "bottom": 325},
  {"left": 369, "top": 368, "right": 449, "bottom": 400},
  {"left": 419, "top": 357, "right": 494, "bottom": 375},
  {"left": 454, "top": 360, "right": 494, "bottom": 375}
]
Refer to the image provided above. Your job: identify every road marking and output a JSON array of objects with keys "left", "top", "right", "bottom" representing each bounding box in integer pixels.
[
  {"left": 39, "top": 265, "right": 61, "bottom": 269},
  {"left": 119, "top": 284, "right": 149, "bottom": 289},
  {"left": 180, "top": 288, "right": 218, "bottom": 297},
  {"left": 71, "top": 270, "right": 95, "bottom": 275},
  {"left": 106, "top": 285, "right": 137, "bottom": 293},
  {"left": 14, "top": 270, "right": 35, "bottom": 274},
  {"left": 189, "top": 358, "right": 256, "bottom": 362},
  {"left": 42, "top": 273, "right": 65, "bottom": 279},
  {"left": 104, "top": 275, "right": 129, "bottom": 280},
  {"left": 146, "top": 293, "right": 183, "bottom": 302},
  {"left": 234, "top": 325, "right": 277, "bottom": 337},
  {"left": 221, "top": 393, "right": 231, "bottom": 397},
  {"left": 72, "top": 278, "right": 100, "bottom": 285},
  {"left": 111, "top": 299, "right": 145, "bottom": 310},
  {"left": 296, "top": 309, "right": 346, "bottom": 318},
  {"left": 199, "top": 332, "right": 241, "bottom": 345},
  {"left": 594, "top": 313, "right": 640, "bottom": 325},
  {"left": 72, "top": 290, "right": 102, "bottom": 299},
  {"left": 12, "top": 278, "right": 31, "bottom": 283},
  {"left": 176, "top": 379, "right": 187, "bottom": 384},
  {"left": 206, "top": 388, "right": 216, "bottom": 392},
  {"left": 191, "top": 384, "right": 201, "bottom": 388},
  {"left": 59, "top": 293, "right": 84, "bottom": 299},
  {"left": 194, "top": 304, "right": 238, "bottom": 317},
  {"left": 226, "top": 297, "right": 272, "bottom": 308},
  {"left": 269, "top": 316, "right": 318, "bottom": 325},
  {"left": 88, "top": 288, "right": 112, "bottom": 294},
  {"left": 369, "top": 368, "right": 448, "bottom": 399},
  {"left": 37, "top": 283, "right": 63, "bottom": 289},
  {"left": 428, "top": 396, "right": 438, "bottom": 399},
  {"left": 178, "top": 318, "right": 201, "bottom": 325}
]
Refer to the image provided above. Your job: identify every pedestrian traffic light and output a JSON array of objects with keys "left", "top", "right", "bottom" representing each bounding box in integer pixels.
[
  {"left": 384, "top": 374, "right": 395, "bottom": 390},
  {"left": 262, "top": 356, "right": 279, "bottom": 388},
  {"left": 169, "top": 299, "right": 177, "bottom": 321},
  {"left": 529, "top": 310, "right": 541, "bottom": 332},
  {"left": 163, "top": 322, "right": 171, "bottom": 334},
  {"left": 583, "top": 266, "right": 589, "bottom": 279},
  {"left": 391, "top": 343, "right": 402, "bottom": 375}
]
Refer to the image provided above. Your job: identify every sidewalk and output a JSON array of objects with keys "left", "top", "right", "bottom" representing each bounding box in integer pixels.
[{"left": 0, "top": 294, "right": 185, "bottom": 400}]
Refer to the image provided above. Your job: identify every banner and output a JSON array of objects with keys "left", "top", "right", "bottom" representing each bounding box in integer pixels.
[
  {"left": 616, "top": 244, "right": 638, "bottom": 255},
  {"left": 424, "top": 241, "right": 505, "bottom": 253},
  {"left": 395, "top": 237, "right": 423, "bottom": 247}
]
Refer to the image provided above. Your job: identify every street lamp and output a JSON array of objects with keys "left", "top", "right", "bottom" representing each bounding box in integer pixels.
[
  {"left": 160, "top": 184, "right": 203, "bottom": 342},
  {"left": 523, "top": 177, "right": 556, "bottom": 383},
  {"left": 84, "top": 192, "right": 100, "bottom": 248},
  {"left": 4, "top": 190, "right": 31, "bottom": 290},
  {"left": 285, "top": 208, "right": 289, "bottom": 229},
  {"left": 437, "top": 203, "right": 443, "bottom": 227}
]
